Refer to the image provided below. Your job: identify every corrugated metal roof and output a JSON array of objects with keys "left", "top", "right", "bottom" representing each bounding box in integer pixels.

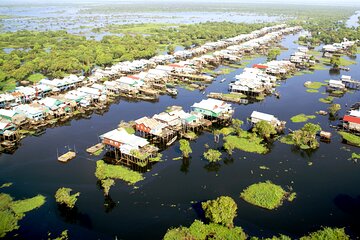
[
  {"left": 101, "top": 128, "right": 148, "bottom": 147},
  {"left": 135, "top": 117, "right": 167, "bottom": 129},
  {"left": 344, "top": 115, "right": 360, "bottom": 124},
  {"left": 251, "top": 111, "right": 275, "bottom": 122}
]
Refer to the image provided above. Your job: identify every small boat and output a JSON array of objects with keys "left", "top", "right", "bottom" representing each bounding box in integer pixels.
[
  {"left": 166, "top": 136, "right": 177, "bottom": 146},
  {"left": 57, "top": 146, "right": 76, "bottom": 163},
  {"left": 166, "top": 88, "right": 178, "bottom": 96},
  {"left": 58, "top": 151, "right": 76, "bottom": 163},
  {"left": 220, "top": 78, "right": 226, "bottom": 83},
  {"left": 202, "top": 91, "right": 206, "bottom": 95}
]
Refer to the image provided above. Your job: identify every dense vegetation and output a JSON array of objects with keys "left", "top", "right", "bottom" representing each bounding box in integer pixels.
[
  {"left": 224, "top": 132, "right": 268, "bottom": 154},
  {"left": 240, "top": 181, "right": 294, "bottom": 210},
  {"left": 252, "top": 120, "right": 277, "bottom": 139},
  {"left": 281, "top": 123, "right": 322, "bottom": 150},
  {"left": 0, "top": 22, "right": 265, "bottom": 91},
  {"left": 300, "top": 227, "right": 350, "bottom": 240},
  {"left": 163, "top": 195, "right": 348, "bottom": 240},
  {"left": 0, "top": 192, "right": 45, "bottom": 237},
  {"left": 164, "top": 196, "right": 245, "bottom": 240},
  {"left": 163, "top": 220, "right": 247, "bottom": 240},
  {"left": 55, "top": 187, "right": 80, "bottom": 209},
  {"left": 203, "top": 149, "right": 222, "bottom": 162},
  {"left": 201, "top": 196, "right": 237, "bottom": 228}
]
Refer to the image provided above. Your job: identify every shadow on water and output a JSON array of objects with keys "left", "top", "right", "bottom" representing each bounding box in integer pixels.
[
  {"left": 334, "top": 194, "right": 360, "bottom": 236},
  {"left": 57, "top": 204, "right": 93, "bottom": 229},
  {"left": 191, "top": 201, "right": 207, "bottom": 223},
  {"left": 204, "top": 162, "right": 221, "bottom": 173},
  {"left": 104, "top": 195, "right": 117, "bottom": 213},
  {"left": 180, "top": 157, "right": 191, "bottom": 174}
]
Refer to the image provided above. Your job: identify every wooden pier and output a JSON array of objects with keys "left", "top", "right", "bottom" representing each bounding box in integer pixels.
[
  {"left": 342, "top": 79, "right": 360, "bottom": 89},
  {"left": 86, "top": 143, "right": 104, "bottom": 154}
]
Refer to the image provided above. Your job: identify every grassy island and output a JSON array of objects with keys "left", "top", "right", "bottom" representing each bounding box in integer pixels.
[
  {"left": 240, "top": 181, "right": 294, "bottom": 210},
  {"left": 95, "top": 160, "right": 144, "bottom": 184}
]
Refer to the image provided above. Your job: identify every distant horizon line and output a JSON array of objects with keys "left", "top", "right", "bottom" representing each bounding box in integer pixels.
[{"left": 1, "top": 0, "right": 360, "bottom": 7}]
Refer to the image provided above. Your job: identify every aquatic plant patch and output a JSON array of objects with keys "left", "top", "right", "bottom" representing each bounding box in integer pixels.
[
  {"left": 240, "top": 181, "right": 293, "bottom": 210},
  {"left": 290, "top": 114, "right": 316, "bottom": 123},
  {"left": 95, "top": 160, "right": 144, "bottom": 184}
]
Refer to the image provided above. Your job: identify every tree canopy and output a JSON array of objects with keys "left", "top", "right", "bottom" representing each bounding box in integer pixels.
[{"left": 201, "top": 196, "right": 238, "bottom": 228}]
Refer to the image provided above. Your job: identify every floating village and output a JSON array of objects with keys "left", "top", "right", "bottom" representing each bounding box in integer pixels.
[
  {"left": 0, "top": 24, "right": 359, "bottom": 164},
  {"left": 1, "top": 4, "right": 360, "bottom": 238}
]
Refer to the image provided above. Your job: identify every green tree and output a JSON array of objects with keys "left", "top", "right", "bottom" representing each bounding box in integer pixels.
[
  {"left": 179, "top": 139, "right": 192, "bottom": 158},
  {"left": 291, "top": 123, "right": 321, "bottom": 150},
  {"left": 330, "top": 55, "right": 341, "bottom": 69},
  {"left": 231, "top": 118, "right": 244, "bottom": 136},
  {"left": 54, "top": 188, "right": 80, "bottom": 209},
  {"left": 201, "top": 196, "right": 237, "bottom": 228},
  {"left": 203, "top": 149, "right": 222, "bottom": 162},
  {"left": 167, "top": 44, "right": 176, "bottom": 54},
  {"left": 224, "top": 140, "right": 235, "bottom": 155},
  {"left": 267, "top": 48, "right": 281, "bottom": 61},
  {"left": 252, "top": 120, "right": 277, "bottom": 139},
  {"left": 349, "top": 44, "right": 357, "bottom": 55},
  {"left": 101, "top": 179, "right": 115, "bottom": 196},
  {"left": 328, "top": 103, "right": 341, "bottom": 116}
]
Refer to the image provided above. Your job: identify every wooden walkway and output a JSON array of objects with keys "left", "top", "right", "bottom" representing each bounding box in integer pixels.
[{"left": 342, "top": 79, "right": 360, "bottom": 89}]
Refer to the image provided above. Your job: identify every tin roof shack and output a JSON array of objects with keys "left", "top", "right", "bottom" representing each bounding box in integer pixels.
[
  {"left": 34, "top": 84, "right": 52, "bottom": 98},
  {"left": 100, "top": 128, "right": 158, "bottom": 167},
  {"left": 328, "top": 80, "right": 346, "bottom": 91},
  {"left": 135, "top": 116, "right": 176, "bottom": 145},
  {"left": 153, "top": 112, "right": 182, "bottom": 130},
  {"left": 103, "top": 81, "right": 120, "bottom": 94},
  {"left": 39, "top": 75, "right": 82, "bottom": 92},
  {"left": 250, "top": 111, "right": 286, "bottom": 132},
  {"left": 343, "top": 114, "right": 360, "bottom": 132},
  {"left": 0, "top": 109, "right": 18, "bottom": 122},
  {"left": 15, "top": 86, "right": 36, "bottom": 103},
  {"left": 0, "top": 94, "right": 16, "bottom": 108},
  {"left": 229, "top": 67, "right": 276, "bottom": 97},
  {"left": 0, "top": 109, "right": 27, "bottom": 126},
  {"left": 322, "top": 40, "right": 357, "bottom": 55},
  {"left": 0, "top": 121, "right": 16, "bottom": 136},
  {"left": 167, "top": 108, "right": 204, "bottom": 131},
  {"left": 191, "top": 98, "right": 234, "bottom": 124},
  {"left": 290, "top": 50, "right": 315, "bottom": 68},
  {"left": 14, "top": 104, "right": 45, "bottom": 121},
  {"left": 77, "top": 86, "right": 105, "bottom": 102},
  {"left": 38, "top": 97, "right": 64, "bottom": 111}
]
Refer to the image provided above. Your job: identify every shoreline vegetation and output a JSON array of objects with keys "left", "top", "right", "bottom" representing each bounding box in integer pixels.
[{"left": 0, "top": 22, "right": 266, "bottom": 91}]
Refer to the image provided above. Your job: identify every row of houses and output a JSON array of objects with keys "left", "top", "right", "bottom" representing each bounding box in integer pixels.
[
  {"left": 228, "top": 59, "right": 296, "bottom": 97},
  {"left": 0, "top": 25, "right": 300, "bottom": 111},
  {"left": 88, "top": 24, "right": 293, "bottom": 82},
  {"left": 289, "top": 46, "right": 316, "bottom": 68},
  {"left": 100, "top": 98, "right": 234, "bottom": 166},
  {"left": 322, "top": 39, "right": 358, "bottom": 55},
  {"left": 0, "top": 25, "right": 302, "bottom": 150}
]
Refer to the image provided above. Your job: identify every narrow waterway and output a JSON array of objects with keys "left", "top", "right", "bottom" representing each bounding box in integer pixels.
[{"left": 0, "top": 32, "right": 360, "bottom": 239}]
